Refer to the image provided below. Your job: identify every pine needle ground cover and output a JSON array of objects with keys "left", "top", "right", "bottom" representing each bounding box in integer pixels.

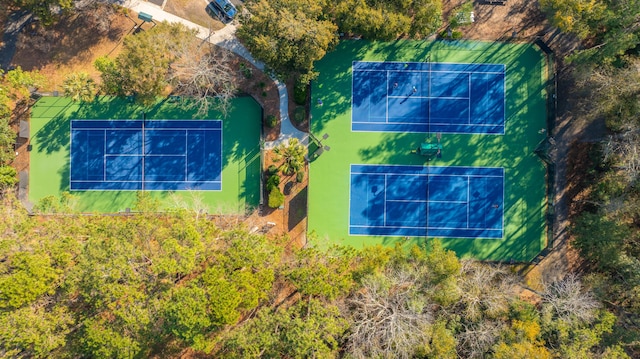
[
  {"left": 29, "top": 96, "right": 261, "bottom": 213},
  {"left": 309, "top": 40, "right": 548, "bottom": 261}
]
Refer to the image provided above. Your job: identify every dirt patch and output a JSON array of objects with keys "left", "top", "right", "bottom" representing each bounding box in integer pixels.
[
  {"left": 10, "top": 102, "right": 30, "bottom": 177},
  {"left": 443, "top": 0, "right": 548, "bottom": 41},
  {"left": 12, "top": 8, "right": 136, "bottom": 90},
  {"left": 566, "top": 142, "right": 598, "bottom": 218},
  {"left": 164, "top": 0, "right": 225, "bottom": 30},
  {"left": 258, "top": 150, "right": 308, "bottom": 249}
]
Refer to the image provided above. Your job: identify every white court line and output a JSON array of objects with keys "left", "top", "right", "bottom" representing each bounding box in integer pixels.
[
  {"left": 351, "top": 164, "right": 504, "bottom": 170},
  {"left": 352, "top": 172, "right": 504, "bottom": 178},
  {"left": 383, "top": 174, "right": 387, "bottom": 226},
  {"left": 72, "top": 179, "right": 220, "bottom": 183},
  {"left": 386, "top": 71, "right": 390, "bottom": 124},
  {"left": 354, "top": 69, "right": 505, "bottom": 75},
  {"left": 385, "top": 199, "right": 469, "bottom": 204},
  {"left": 351, "top": 224, "right": 503, "bottom": 231},
  {"left": 467, "top": 176, "right": 470, "bottom": 228},
  {"left": 387, "top": 95, "right": 469, "bottom": 100},
  {"left": 103, "top": 130, "right": 106, "bottom": 181},
  {"left": 185, "top": 130, "right": 188, "bottom": 181},
  {"left": 468, "top": 73, "right": 472, "bottom": 125},
  {"left": 103, "top": 154, "right": 186, "bottom": 157},
  {"left": 351, "top": 127, "right": 505, "bottom": 135},
  {"left": 353, "top": 120, "right": 503, "bottom": 127}
]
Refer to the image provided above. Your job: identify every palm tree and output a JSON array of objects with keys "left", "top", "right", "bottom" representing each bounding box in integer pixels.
[
  {"left": 62, "top": 72, "right": 96, "bottom": 102},
  {"left": 273, "top": 138, "right": 307, "bottom": 176}
]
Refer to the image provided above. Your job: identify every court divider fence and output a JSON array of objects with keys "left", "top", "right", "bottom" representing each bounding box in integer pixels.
[{"left": 534, "top": 38, "right": 557, "bottom": 256}]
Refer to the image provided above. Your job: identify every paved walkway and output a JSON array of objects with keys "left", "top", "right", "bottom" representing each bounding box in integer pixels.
[{"left": 122, "top": 0, "right": 308, "bottom": 148}]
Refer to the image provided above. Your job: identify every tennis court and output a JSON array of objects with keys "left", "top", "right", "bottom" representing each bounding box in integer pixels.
[
  {"left": 352, "top": 61, "right": 505, "bottom": 134},
  {"left": 29, "top": 96, "right": 261, "bottom": 213},
  {"left": 309, "top": 40, "right": 548, "bottom": 261},
  {"left": 350, "top": 165, "right": 503, "bottom": 238},
  {"left": 70, "top": 120, "right": 222, "bottom": 191}
]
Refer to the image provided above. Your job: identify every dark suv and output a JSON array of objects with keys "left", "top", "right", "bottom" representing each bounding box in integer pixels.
[{"left": 207, "top": 0, "right": 237, "bottom": 22}]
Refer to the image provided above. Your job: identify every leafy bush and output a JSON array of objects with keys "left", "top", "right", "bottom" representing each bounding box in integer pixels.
[
  {"left": 267, "top": 164, "right": 278, "bottom": 175},
  {"left": 266, "top": 115, "right": 277, "bottom": 128},
  {"left": 293, "top": 106, "right": 306, "bottom": 125},
  {"left": 239, "top": 63, "right": 252, "bottom": 79},
  {"left": 268, "top": 188, "right": 285, "bottom": 208},
  {"left": 294, "top": 81, "right": 308, "bottom": 105},
  {"left": 0, "top": 119, "right": 16, "bottom": 165},
  {"left": 439, "top": 29, "right": 464, "bottom": 39},
  {"left": 266, "top": 174, "right": 280, "bottom": 192},
  {"left": 448, "top": 1, "right": 474, "bottom": 29},
  {"left": 296, "top": 171, "right": 304, "bottom": 183},
  {"left": 0, "top": 165, "right": 17, "bottom": 189}
]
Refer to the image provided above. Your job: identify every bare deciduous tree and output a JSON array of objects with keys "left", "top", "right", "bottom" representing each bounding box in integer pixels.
[
  {"left": 603, "top": 130, "right": 640, "bottom": 183},
  {"left": 346, "top": 269, "right": 433, "bottom": 359},
  {"left": 457, "top": 320, "right": 505, "bottom": 359},
  {"left": 169, "top": 42, "right": 237, "bottom": 118},
  {"left": 541, "top": 273, "right": 600, "bottom": 324},
  {"left": 456, "top": 260, "right": 518, "bottom": 321}
]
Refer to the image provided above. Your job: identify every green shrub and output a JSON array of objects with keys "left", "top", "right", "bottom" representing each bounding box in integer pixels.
[
  {"left": 293, "top": 106, "right": 306, "bottom": 125},
  {"left": 449, "top": 1, "right": 474, "bottom": 29},
  {"left": 266, "top": 174, "right": 280, "bottom": 192},
  {"left": 267, "top": 164, "right": 278, "bottom": 175},
  {"left": 0, "top": 165, "right": 17, "bottom": 189},
  {"left": 266, "top": 115, "right": 277, "bottom": 128},
  {"left": 293, "top": 82, "right": 308, "bottom": 105},
  {"left": 296, "top": 171, "right": 304, "bottom": 183},
  {"left": 268, "top": 188, "right": 285, "bottom": 208},
  {"left": 239, "top": 63, "right": 252, "bottom": 79},
  {"left": 439, "top": 29, "right": 463, "bottom": 40}
]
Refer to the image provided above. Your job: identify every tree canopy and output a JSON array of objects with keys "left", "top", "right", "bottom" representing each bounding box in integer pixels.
[
  {"left": 94, "top": 22, "right": 236, "bottom": 113},
  {"left": 0, "top": 194, "right": 628, "bottom": 357},
  {"left": 238, "top": 0, "right": 443, "bottom": 82},
  {"left": 540, "top": 0, "right": 640, "bottom": 64},
  {"left": 238, "top": 0, "right": 338, "bottom": 83}
]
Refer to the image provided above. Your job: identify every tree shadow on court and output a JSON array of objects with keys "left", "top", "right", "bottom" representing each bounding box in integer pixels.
[
  {"left": 361, "top": 122, "right": 548, "bottom": 262},
  {"left": 33, "top": 113, "right": 71, "bottom": 155},
  {"left": 312, "top": 39, "right": 548, "bottom": 261},
  {"left": 72, "top": 96, "right": 146, "bottom": 120},
  {"left": 311, "top": 39, "right": 542, "bottom": 135},
  {"left": 311, "top": 41, "right": 369, "bottom": 134},
  {"left": 144, "top": 95, "right": 263, "bottom": 210}
]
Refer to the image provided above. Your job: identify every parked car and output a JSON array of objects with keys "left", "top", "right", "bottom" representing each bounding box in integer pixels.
[{"left": 207, "top": 0, "right": 237, "bottom": 22}]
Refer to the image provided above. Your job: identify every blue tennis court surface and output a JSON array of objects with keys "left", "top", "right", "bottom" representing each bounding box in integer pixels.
[
  {"left": 70, "top": 120, "right": 222, "bottom": 191},
  {"left": 349, "top": 164, "right": 504, "bottom": 238},
  {"left": 352, "top": 61, "right": 505, "bottom": 134}
]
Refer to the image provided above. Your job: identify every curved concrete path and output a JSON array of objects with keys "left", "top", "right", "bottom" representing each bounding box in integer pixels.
[{"left": 123, "top": 0, "right": 308, "bottom": 148}]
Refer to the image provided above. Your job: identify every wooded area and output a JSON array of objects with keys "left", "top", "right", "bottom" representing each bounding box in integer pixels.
[{"left": 0, "top": 192, "right": 625, "bottom": 357}]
